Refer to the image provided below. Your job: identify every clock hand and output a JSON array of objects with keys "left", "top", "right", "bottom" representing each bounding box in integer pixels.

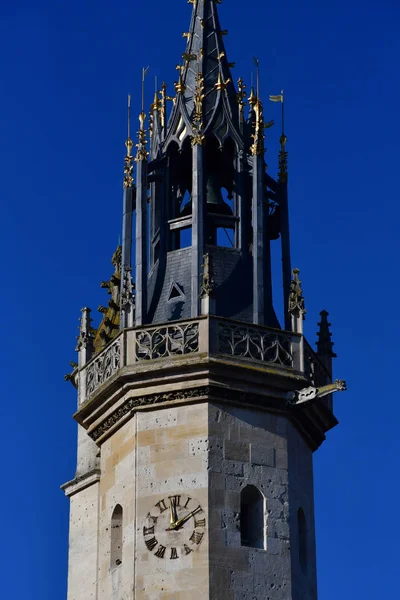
[
  {"left": 174, "top": 505, "right": 202, "bottom": 530},
  {"left": 169, "top": 500, "right": 176, "bottom": 527}
]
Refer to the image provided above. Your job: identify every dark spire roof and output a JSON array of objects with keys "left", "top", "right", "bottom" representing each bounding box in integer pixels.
[
  {"left": 316, "top": 310, "right": 337, "bottom": 357},
  {"left": 164, "top": 0, "right": 240, "bottom": 147}
]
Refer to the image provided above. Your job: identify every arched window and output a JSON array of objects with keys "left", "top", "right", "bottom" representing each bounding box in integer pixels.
[
  {"left": 111, "top": 504, "right": 123, "bottom": 568},
  {"left": 240, "top": 485, "right": 265, "bottom": 549},
  {"left": 298, "top": 507, "right": 307, "bottom": 573}
]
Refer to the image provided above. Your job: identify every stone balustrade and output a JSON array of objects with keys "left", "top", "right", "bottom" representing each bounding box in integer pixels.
[{"left": 78, "top": 316, "right": 325, "bottom": 404}]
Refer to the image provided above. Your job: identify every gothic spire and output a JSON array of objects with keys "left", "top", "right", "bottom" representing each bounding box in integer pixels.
[{"left": 165, "top": 0, "right": 240, "bottom": 147}]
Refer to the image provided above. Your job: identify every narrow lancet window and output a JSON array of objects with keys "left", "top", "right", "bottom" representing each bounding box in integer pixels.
[
  {"left": 298, "top": 507, "right": 308, "bottom": 573},
  {"left": 111, "top": 504, "right": 123, "bottom": 568},
  {"left": 240, "top": 485, "right": 265, "bottom": 549}
]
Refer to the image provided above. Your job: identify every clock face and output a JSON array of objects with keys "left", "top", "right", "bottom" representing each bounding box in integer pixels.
[{"left": 143, "top": 494, "right": 206, "bottom": 560}]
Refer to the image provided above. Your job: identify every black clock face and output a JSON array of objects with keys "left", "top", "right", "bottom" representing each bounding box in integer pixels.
[{"left": 143, "top": 494, "right": 206, "bottom": 560}]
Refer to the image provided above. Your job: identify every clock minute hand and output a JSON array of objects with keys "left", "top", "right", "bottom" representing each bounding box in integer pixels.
[{"left": 174, "top": 506, "right": 202, "bottom": 530}]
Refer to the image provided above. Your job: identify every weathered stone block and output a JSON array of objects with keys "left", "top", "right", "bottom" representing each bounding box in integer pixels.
[
  {"left": 276, "top": 448, "right": 288, "bottom": 470},
  {"left": 251, "top": 444, "right": 275, "bottom": 467},
  {"left": 225, "top": 440, "right": 250, "bottom": 462}
]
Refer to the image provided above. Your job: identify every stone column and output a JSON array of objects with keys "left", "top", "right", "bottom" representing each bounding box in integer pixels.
[
  {"left": 191, "top": 142, "right": 204, "bottom": 317},
  {"left": 252, "top": 152, "right": 265, "bottom": 324},
  {"left": 135, "top": 148, "right": 148, "bottom": 326}
]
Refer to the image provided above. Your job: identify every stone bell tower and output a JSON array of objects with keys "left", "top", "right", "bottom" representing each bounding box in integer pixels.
[{"left": 63, "top": 1, "right": 346, "bottom": 599}]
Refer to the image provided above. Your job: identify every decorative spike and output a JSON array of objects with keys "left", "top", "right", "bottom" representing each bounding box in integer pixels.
[
  {"left": 278, "top": 134, "right": 288, "bottom": 183},
  {"left": 200, "top": 253, "right": 215, "bottom": 298},
  {"left": 160, "top": 82, "right": 167, "bottom": 129},
  {"left": 288, "top": 269, "right": 306, "bottom": 317},
  {"left": 165, "top": 0, "right": 240, "bottom": 140},
  {"left": 248, "top": 87, "right": 257, "bottom": 106},
  {"left": 250, "top": 99, "right": 265, "bottom": 156},
  {"left": 316, "top": 310, "right": 337, "bottom": 357},
  {"left": 135, "top": 111, "right": 149, "bottom": 162},
  {"left": 123, "top": 94, "right": 134, "bottom": 189},
  {"left": 120, "top": 266, "right": 135, "bottom": 329},
  {"left": 174, "top": 73, "right": 186, "bottom": 94},
  {"left": 237, "top": 78, "right": 246, "bottom": 100},
  {"left": 215, "top": 72, "right": 231, "bottom": 91},
  {"left": 75, "top": 307, "right": 94, "bottom": 364},
  {"left": 182, "top": 52, "right": 197, "bottom": 63}
]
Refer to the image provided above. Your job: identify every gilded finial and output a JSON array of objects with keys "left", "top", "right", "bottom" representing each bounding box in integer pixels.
[
  {"left": 149, "top": 88, "right": 161, "bottom": 139},
  {"left": 135, "top": 110, "right": 149, "bottom": 161},
  {"left": 174, "top": 72, "right": 186, "bottom": 94},
  {"left": 250, "top": 99, "right": 265, "bottom": 156},
  {"left": 123, "top": 94, "right": 134, "bottom": 188},
  {"left": 191, "top": 71, "right": 205, "bottom": 146},
  {"left": 253, "top": 57, "right": 260, "bottom": 99},
  {"left": 182, "top": 52, "right": 197, "bottom": 63},
  {"left": 215, "top": 72, "right": 231, "bottom": 91},
  {"left": 269, "top": 90, "right": 287, "bottom": 182},
  {"left": 135, "top": 68, "right": 150, "bottom": 161},
  {"left": 160, "top": 82, "right": 167, "bottom": 129},
  {"left": 248, "top": 87, "right": 257, "bottom": 107}
]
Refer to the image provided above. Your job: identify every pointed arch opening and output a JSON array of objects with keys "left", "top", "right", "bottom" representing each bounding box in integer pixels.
[
  {"left": 167, "top": 139, "right": 192, "bottom": 250},
  {"left": 298, "top": 507, "right": 308, "bottom": 574},
  {"left": 111, "top": 504, "right": 123, "bottom": 569},
  {"left": 240, "top": 485, "right": 265, "bottom": 549}
]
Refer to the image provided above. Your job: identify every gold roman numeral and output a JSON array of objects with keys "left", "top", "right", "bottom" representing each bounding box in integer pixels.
[{"left": 183, "top": 497, "right": 192, "bottom": 508}]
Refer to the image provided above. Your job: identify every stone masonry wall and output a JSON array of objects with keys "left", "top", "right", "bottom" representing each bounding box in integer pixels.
[
  {"left": 287, "top": 423, "right": 317, "bottom": 600},
  {"left": 98, "top": 419, "right": 136, "bottom": 600},
  {"left": 67, "top": 483, "right": 100, "bottom": 600},
  {"left": 134, "top": 403, "right": 209, "bottom": 600},
  {"left": 67, "top": 400, "right": 317, "bottom": 600},
  {"left": 208, "top": 403, "right": 316, "bottom": 600}
]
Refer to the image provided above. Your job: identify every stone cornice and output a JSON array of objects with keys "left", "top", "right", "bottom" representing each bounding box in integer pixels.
[{"left": 61, "top": 469, "right": 101, "bottom": 498}]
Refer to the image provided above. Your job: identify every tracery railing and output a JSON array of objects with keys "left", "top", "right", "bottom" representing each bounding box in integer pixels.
[
  {"left": 86, "top": 336, "right": 121, "bottom": 397},
  {"left": 82, "top": 317, "right": 306, "bottom": 400},
  {"left": 216, "top": 320, "right": 293, "bottom": 367},
  {"left": 135, "top": 321, "right": 199, "bottom": 361}
]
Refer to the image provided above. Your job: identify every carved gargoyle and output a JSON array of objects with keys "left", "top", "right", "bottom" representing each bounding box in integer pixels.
[{"left": 286, "top": 379, "right": 347, "bottom": 407}]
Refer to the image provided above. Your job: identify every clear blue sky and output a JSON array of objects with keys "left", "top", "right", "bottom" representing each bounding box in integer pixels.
[{"left": 0, "top": 0, "right": 398, "bottom": 598}]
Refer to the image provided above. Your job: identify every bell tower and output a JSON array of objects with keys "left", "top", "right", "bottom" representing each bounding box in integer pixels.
[{"left": 63, "top": 2, "right": 346, "bottom": 599}]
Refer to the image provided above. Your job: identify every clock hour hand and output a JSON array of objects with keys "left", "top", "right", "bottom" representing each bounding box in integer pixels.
[{"left": 169, "top": 498, "right": 179, "bottom": 527}]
